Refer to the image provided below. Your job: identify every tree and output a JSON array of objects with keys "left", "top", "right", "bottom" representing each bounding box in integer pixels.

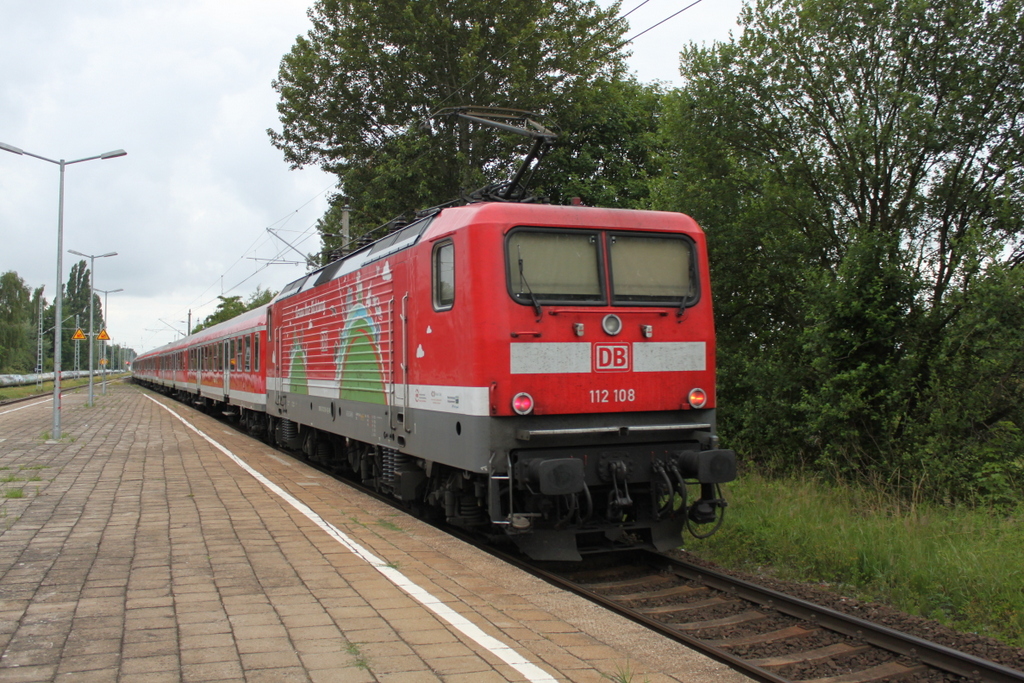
[
  {"left": 0, "top": 271, "right": 34, "bottom": 372},
  {"left": 192, "top": 297, "right": 245, "bottom": 334},
  {"left": 246, "top": 286, "right": 276, "bottom": 310},
  {"left": 541, "top": 77, "right": 665, "bottom": 208},
  {"left": 59, "top": 260, "right": 104, "bottom": 373},
  {"left": 269, "top": 0, "right": 662, "bottom": 241},
  {"left": 655, "top": 0, "right": 1024, "bottom": 499},
  {"left": 192, "top": 287, "right": 277, "bottom": 334}
]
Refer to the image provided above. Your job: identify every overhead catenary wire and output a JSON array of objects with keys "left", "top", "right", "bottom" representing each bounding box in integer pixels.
[
  {"left": 144, "top": 181, "right": 335, "bottom": 349},
  {"left": 432, "top": 0, "right": 709, "bottom": 115},
  {"left": 625, "top": 0, "right": 707, "bottom": 43},
  {"left": 620, "top": 0, "right": 656, "bottom": 20}
]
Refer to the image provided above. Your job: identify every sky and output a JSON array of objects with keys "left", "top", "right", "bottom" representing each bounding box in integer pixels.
[{"left": 0, "top": 0, "right": 744, "bottom": 358}]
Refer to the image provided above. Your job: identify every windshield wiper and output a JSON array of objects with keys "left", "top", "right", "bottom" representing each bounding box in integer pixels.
[
  {"left": 518, "top": 246, "right": 543, "bottom": 321},
  {"left": 677, "top": 271, "right": 698, "bottom": 317}
]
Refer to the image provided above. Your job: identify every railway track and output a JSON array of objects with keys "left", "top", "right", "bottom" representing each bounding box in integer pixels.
[{"left": 508, "top": 550, "right": 1024, "bottom": 683}]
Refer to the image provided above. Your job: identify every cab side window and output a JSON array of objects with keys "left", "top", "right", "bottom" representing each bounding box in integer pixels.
[{"left": 432, "top": 240, "right": 455, "bottom": 311}]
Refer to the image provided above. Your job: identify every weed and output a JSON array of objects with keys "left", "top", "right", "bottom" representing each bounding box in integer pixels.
[
  {"left": 602, "top": 660, "right": 649, "bottom": 683},
  {"left": 0, "top": 475, "right": 23, "bottom": 483},
  {"left": 376, "top": 519, "right": 401, "bottom": 532},
  {"left": 345, "top": 642, "right": 370, "bottom": 670},
  {"left": 4, "top": 488, "right": 25, "bottom": 499},
  {"left": 41, "top": 431, "right": 74, "bottom": 443}
]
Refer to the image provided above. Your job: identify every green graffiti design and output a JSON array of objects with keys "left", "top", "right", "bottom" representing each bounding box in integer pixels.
[
  {"left": 335, "top": 302, "right": 387, "bottom": 405},
  {"left": 286, "top": 339, "right": 309, "bottom": 395}
]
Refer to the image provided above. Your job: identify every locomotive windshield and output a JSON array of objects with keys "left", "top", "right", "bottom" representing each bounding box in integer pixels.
[
  {"left": 506, "top": 229, "right": 604, "bottom": 303},
  {"left": 506, "top": 228, "right": 698, "bottom": 307},
  {"left": 608, "top": 233, "right": 697, "bottom": 303}
]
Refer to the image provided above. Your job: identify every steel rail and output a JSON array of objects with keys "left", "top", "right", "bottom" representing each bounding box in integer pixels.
[
  {"left": 644, "top": 550, "right": 1024, "bottom": 683},
  {"left": 484, "top": 546, "right": 790, "bottom": 683}
]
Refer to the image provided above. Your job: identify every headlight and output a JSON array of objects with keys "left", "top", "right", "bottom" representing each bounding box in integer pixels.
[{"left": 602, "top": 314, "right": 622, "bottom": 336}]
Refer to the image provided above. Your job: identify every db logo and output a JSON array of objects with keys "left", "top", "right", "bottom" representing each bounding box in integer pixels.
[{"left": 594, "top": 343, "right": 630, "bottom": 372}]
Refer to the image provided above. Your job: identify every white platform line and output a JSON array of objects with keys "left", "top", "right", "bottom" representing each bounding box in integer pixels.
[
  {"left": 145, "top": 395, "right": 559, "bottom": 683},
  {"left": 0, "top": 397, "right": 52, "bottom": 417}
]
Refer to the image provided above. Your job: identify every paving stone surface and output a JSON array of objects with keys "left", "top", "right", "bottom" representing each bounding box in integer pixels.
[{"left": 0, "top": 383, "right": 750, "bottom": 682}]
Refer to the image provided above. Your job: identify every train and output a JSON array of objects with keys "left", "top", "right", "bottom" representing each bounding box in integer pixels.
[
  {"left": 1, "top": 370, "right": 95, "bottom": 388},
  {"left": 133, "top": 200, "right": 737, "bottom": 561}
]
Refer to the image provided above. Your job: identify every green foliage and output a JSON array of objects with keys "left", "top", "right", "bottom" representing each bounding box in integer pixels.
[
  {"left": 0, "top": 271, "right": 34, "bottom": 372},
  {"left": 689, "top": 474, "right": 1024, "bottom": 646},
  {"left": 59, "top": 260, "right": 104, "bottom": 371},
  {"left": 191, "top": 296, "right": 245, "bottom": 333},
  {"left": 904, "top": 266, "right": 1024, "bottom": 503},
  {"left": 246, "top": 286, "right": 276, "bottom": 309},
  {"left": 271, "top": 0, "right": 627, "bottom": 169},
  {"left": 191, "top": 287, "right": 277, "bottom": 334},
  {"left": 270, "top": 0, "right": 664, "bottom": 246},
  {"left": 541, "top": 78, "right": 665, "bottom": 209},
  {"left": 656, "top": 0, "right": 1024, "bottom": 500}
]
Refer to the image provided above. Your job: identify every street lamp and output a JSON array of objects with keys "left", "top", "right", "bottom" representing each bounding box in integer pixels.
[
  {"left": 68, "top": 249, "right": 118, "bottom": 407},
  {"left": 0, "top": 141, "right": 126, "bottom": 439},
  {"left": 94, "top": 287, "right": 123, "bottom": 395}
]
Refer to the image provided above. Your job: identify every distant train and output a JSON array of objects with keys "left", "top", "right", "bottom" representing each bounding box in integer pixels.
[
  {"left": 133, "top": 201, "right": 736, "bottom": 560},
  {"left": 1, "top": 370, "right": 95, "bottom": 388}
]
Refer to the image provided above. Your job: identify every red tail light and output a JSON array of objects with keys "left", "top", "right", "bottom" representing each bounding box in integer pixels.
[
  {"left": 688, "top": 388, "right": 707, "bottom": 409},
  {"left": 512, "top": 392, "right": 535, "bottom": 415}
]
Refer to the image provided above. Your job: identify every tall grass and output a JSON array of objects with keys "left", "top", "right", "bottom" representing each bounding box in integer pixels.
[
  {"left": 0, "top": 374, "right": 127, "bottom": 402},
  {"left": 686, "top": 473, "right": 1024, "bottom": 647}
]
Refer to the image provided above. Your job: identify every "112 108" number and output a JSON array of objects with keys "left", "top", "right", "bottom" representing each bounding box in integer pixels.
[{"left": 589, "top": 389, "right": 635, "bottom": 403}]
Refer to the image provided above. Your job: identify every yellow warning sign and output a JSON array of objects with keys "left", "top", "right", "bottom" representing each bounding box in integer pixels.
[
  {"left": 97, "top": 329, "right": 111, "bottom": 341},
  {"left": 71, "top": 328, "right": 86, "bottom": 341},
  {"left": 100, "top": 358, "right": 108, "bottom": 366}
]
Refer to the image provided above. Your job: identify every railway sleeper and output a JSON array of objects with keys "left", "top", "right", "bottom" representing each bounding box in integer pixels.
[{"left": 801, "top": 661, "right": 928, "bottom": 683}]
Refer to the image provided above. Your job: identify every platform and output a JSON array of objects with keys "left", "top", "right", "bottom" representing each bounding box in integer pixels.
[{"left": 0, "top": 383, "right": 749, "bottom": 682}]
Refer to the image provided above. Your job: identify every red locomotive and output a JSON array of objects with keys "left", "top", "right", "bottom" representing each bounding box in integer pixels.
[
  {"left": 134, "top": 200, "right": 736, "bottom": 560},
  {"left": 134, "top": 109, "right": 736, "bottom": 560}
]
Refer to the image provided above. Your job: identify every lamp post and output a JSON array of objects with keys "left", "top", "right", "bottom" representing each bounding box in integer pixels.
[
  {"left": 68, "top": 250, "right": 118, "bottom": 407},
  {"left": 0, "top": 141, "right": 125, "bottom": 439},
  {"left": 95, "top": 287, "right": 123, "bottom": 395}
]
